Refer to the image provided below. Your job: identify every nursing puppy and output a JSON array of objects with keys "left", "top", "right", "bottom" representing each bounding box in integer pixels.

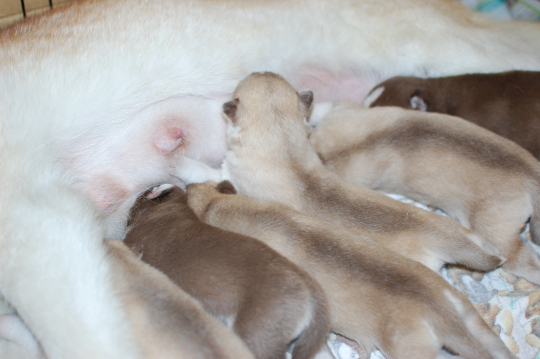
[
  {"left": 214, "top": 72, "right": 502, "bottom": 274},
  {"left": 3, "top": 0, "right": 540, "bottom": 357},
  {"left": 363, "top": 71, "right": 540, "bottom": 159},
  {"left": 309, "top": 103, "right": 540, "bottom": 284},
  {"left": 186, "top": 181, "right": 516, "bottom": 359},
  {"left": 124, "top": 185, "right": 329, "bottom": 359},
  {"left": 104, "top": 239, "right": 256, "bottom": 359}
]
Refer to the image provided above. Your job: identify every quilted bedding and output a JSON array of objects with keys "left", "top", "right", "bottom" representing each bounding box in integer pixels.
[{"left": 326, "top": 194, "right": 540, "bottom": 359}]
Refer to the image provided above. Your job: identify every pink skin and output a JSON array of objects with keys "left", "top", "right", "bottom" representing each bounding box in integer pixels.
[{"left": 75, "top": 71, "right": 375, "bottom": 231}]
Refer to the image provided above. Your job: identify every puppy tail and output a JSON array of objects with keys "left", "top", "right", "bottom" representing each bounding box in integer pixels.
[{"left": 291, "top": 282, "right": 330, "bottom": 359}]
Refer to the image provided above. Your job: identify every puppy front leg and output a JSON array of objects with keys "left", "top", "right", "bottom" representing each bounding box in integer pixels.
[{"left": 172, "top": 157, "right": 223, "bottom": 186}]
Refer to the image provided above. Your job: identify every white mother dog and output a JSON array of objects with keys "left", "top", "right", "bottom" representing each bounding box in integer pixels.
[{"left": 1, "top": 0, "right": 540, "bottom": 358}]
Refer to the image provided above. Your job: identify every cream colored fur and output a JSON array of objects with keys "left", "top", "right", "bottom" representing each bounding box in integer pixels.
[
  {"left": 2, "top": 0, "right": 540, "bottom": 357},
  {"left": 186, "top": 181, "right": 516, "bottom": 359},
  {"left": 309, "top": 103, "right": 540, "bottom": 284},
  {"left": 215, "top": 72, "right": 502, "bottom": 274}
]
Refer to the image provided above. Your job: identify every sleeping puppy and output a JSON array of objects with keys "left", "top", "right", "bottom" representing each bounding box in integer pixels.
[
  {"left": 363, "top": 71, "right": 540, "bottom": 159},
  {"left": 123, "top": 185, "right": 330, "bottom": 359},
  {"left": 186, "top": 180, "right": 516, "bottom": 359},
  {"left": 211, "top": 72, "right": 502, "bottom": 274},
  {"left": 104, "top": 239, "right": 256, "bottom": 359},
  {"left": 3, "top": 0, "right": 540, "bottom": 357},
  {"left": 308, "top": 103, "right": 540, "bottom": 284}
]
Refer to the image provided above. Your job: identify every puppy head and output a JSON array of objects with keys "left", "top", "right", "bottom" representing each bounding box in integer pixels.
[
  {"left": 365, "top": 76, "right": 430, "bottom": 111},
  {"left": 127, "top": 185, "right": 189, "bottom": 226},
  {"left": 222, "top": 72, "right": 313, "bottom": 134},
  {"left": 185, "top": 181, "right": 224, "bottom": 218},
  {"left": 222, "top": 72, "right": 315, "bottom": 166}
]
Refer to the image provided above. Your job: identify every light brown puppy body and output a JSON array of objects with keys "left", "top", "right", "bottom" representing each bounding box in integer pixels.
[
  {"left": 124, "top": 186, "right": 329, "bottom": 359},
  {"left": 309, "top": 103, "right": 540, "bottom": 284},
  {"left": 218, "top": 73, "right": 501, "bottom": 273},
  {"left": 104, "top": 239, "right": 255, "bottom": 359},
  {"left": 186, "top": 181, "right": 516, "bottom": 359}
]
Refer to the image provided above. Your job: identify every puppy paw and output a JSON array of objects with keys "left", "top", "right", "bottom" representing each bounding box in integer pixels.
[{"left": 173, "top": 157, "right": 223, "bottom": 185}]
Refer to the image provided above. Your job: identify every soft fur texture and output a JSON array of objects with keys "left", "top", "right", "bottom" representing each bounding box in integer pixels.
[
  {"left": 186, "top": 181, "right": 516, "bottom": 359},
  {"left": 216, "top": 72, "right": 502, "bottom": 273},
  {"left": 124, "top": 186, "right": 330, "bottom": 359},
  {"left": 2, "top": 0, "right": 540, "bottom": 357},
  {"left": 363, "top": 71, "right": 540, "bottom": 159},
  {"left": 104, "top": 239, "right": 255, "bottom": 359},
  {"left": 309, "top": 103, "right": 540, "bottom": 284}
]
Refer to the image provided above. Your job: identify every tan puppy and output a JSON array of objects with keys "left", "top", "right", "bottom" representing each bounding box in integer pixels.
[
  {"left": 363, "top": 71, "right": 540, "bottom": 159},
  {"left": 104, "top": 239, "right": 256, "bottom": 359},
  {"left": 213, "top": 72, "right": 502, "bottom": 274},
  {"left": 308, "top": 103, "right": 540, "bottom": 284},
  {"left": 186, "top": 181, "right": 516, "bottom": 359},
  {"left": 3, "top": 0, "right": 540, "bottom": 356},
  {"left": 124, "top": 185, "right": 329, "bottom": 359}
]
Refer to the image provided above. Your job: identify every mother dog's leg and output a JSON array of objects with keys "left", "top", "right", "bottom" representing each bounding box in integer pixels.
[
  {"left": 0, "top": 169, "right": 141, "bottom": 358},
  {"left": 1, "top": 0, "right": 540, "bottom": 357}
]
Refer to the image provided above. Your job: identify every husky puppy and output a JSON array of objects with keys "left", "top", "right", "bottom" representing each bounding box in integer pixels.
[
  {"left": 363, "top": 71, "right": 540, "bottom": 159},
  {"left": 124, "top": 185, "right": 329, "bottom": 359},
  {"left": 104, "top": 239, "right": 256, "bottom": 359},
  {"left": 3, "top": 0, "right": 540, "bottom": 356},
  {"left": 309, "top": 103, "right": 540, "bottom": 284},
  {"left": 186, "top": 180, "right": 516, "bottom": 359},
  {"left": 210, "top": 72, "right": 502, "bottom": 274}
]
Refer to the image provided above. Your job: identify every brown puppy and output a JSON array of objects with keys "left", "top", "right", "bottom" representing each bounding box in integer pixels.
[
  {"left": 363, "top": 71, "right": 540, "bottom": 159},
  {"left": 123, "top": 186, "right": 329, "bottom": 359},
  {"left": 214, "top": 72, "right": 502, "bottom": 274},
  {"left": 186, "top": 180, "right": 516, "bottom": 359},
  {"left": 104, "top": 239, "right": 255, "bottom": 359},
  {"left": 309, "top": 103, "right": 540, "bottom": 284}
]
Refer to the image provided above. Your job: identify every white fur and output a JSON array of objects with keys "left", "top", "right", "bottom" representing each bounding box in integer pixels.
[
  {"left": 362, "top": 86, "right": 385, "bottom": 108},
  {"left": 1, "top": 0, "right": 540, "bottom": 357}
]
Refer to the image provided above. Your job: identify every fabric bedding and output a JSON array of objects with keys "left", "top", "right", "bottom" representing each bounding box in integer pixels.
[
  {"left": 326, "top": 194, "right": 540, "bottom": 359},
  {"left": 323, "top": 4, "right": 540, "bottom": 358}
]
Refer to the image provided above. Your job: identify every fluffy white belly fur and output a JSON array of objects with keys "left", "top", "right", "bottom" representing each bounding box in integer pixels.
[{"left": 0, "top": 0, "right": 539, "bottom": 358}]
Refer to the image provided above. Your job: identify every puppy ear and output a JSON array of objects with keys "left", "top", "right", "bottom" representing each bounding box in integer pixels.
[
  {"left": 223, "top": 98, "right": 240, "bottom": 122},
  {"left": 216, "top": 180, "right": 237, "bottom": 195},
  {"left": 298, "top": 90, "right": 314, "bottom": 115},
  {"left": 409, "top": 89, "right": 429, "bottom": 111}
]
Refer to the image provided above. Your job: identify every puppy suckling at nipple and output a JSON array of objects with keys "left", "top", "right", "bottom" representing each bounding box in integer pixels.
[
  {"left": 123, "top": 184, "right": 330, "bottom": 359},
  {"left": 185, "top": 180, "right": 516, "bottom": 359},
  {"left": 309, "top": 102, "right": 540, "bottom": 285},
  {"left": 363, "top": 71, "right": 540, "bottom": 160},
  {"left": 211, "top": 72, "right": 503, "bottom": 275}
]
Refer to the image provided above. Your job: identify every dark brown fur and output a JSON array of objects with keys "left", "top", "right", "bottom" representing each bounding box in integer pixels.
[
  {"left": 124, "top": 186, "right": 330, "bottom": 359},
  {"left": 366, "top": 71, "right": 540, "bottom": 159},
  {"left": 104, "top": 239, "right": 256, "bottom": 359}
]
